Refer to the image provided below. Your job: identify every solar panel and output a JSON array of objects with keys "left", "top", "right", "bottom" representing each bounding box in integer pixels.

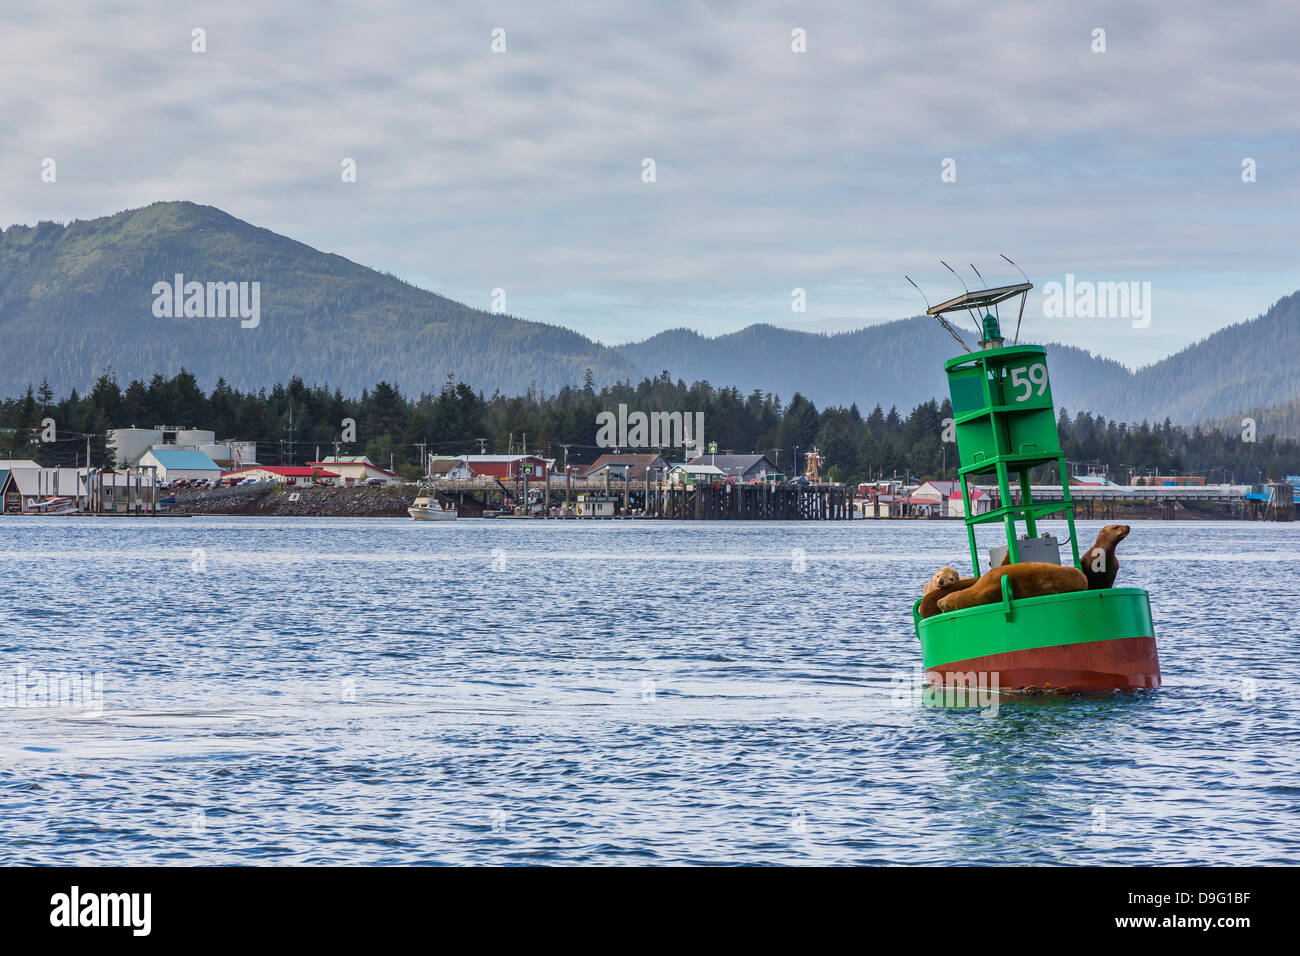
[{"left": 927, "top": 282, "right": 1032, "bottom": 317}]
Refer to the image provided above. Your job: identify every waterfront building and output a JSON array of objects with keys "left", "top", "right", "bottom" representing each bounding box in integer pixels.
[
  {"left": 911, "top": 480, "right": 960, "bottom": 517},
  {"left": 139, "top": 449, "right": 222, "bottom": 483},
  {"left": 667, "top": 462, "right": 724, "bottom": 486},
  {"left": 685, "top": 453, "right": 780, "bottom": 483},
  {"left": 447, "top": 455, "right": 549, "bottom": 481},
  {"left": 574, "top": 494, "right": 616, "bottom": 517},
  {"left": 1071, "top": 474, "right": 1123, "bottom": 488},
  {"left": 584, "top": 453, "right": 669, "bottom": 483},
  {"left": 306, "top": 456, "right": 398, "bottom": 485},
  {"left": 427, "top": 456, "right": 474, "bottom": 479},
  {"left": 221, "top": 465, "right": 339, "bottom": 486},
  {"left": 2, "top": 466, "right": 89, "bottom": 512},
  {"left": 947, "top": 486, "right": 993, "bottom": 518},
  {"left": 108, "top": 426, "right": 257, "bottom": 469}
]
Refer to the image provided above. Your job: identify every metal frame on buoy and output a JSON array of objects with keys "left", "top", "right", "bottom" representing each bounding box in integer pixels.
[{"left": 926, "top": 281, "right": 1081, "bottom": 575}]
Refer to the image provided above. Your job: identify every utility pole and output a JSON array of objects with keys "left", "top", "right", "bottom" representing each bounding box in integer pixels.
[
  {"left": 560, "top": 443, "right": 572, "bottom": 516},
  {"left": 414, "top": 442, "right": 428, "bottom": 478},
  {"left": 478, "top": 437, "right": 487, "bottom": 454},
  {"left": 286, "top": 403, "right": 295, "bottom": 465}
]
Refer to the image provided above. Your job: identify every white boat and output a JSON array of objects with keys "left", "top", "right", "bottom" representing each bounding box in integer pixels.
[
  {"left": 26, "top": 496, "right": 80, "bottom": 515},
  {"left": 408, "top": 495, "right": 457, "bottom": 521}
]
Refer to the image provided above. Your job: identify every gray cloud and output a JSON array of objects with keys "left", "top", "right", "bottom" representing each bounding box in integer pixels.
[{"left": 3, "top": 0, "right": 1298, "bottom": 365}]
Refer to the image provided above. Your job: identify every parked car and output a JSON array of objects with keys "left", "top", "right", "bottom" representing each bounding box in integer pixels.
[{"left": 363, "top": 478, "right": 384, "bottom": 486}]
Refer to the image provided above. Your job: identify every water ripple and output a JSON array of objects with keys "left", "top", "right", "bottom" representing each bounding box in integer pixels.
[{"left": 0, "top": 516, "right": 1295, "bottom": 864}]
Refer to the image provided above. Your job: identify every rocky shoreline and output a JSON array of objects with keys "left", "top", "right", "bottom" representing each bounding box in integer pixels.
[{"left": 169, "top": 484, "right": 419, "bottom": 517}]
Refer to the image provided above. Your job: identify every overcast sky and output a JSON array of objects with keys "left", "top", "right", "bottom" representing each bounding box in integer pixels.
[{"left": 3, "top": 0, "right": 1298, "bottom": 366}]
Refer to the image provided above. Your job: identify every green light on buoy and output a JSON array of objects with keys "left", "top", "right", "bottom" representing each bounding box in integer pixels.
[{"left": 980, "top": 312, "right": 1003, "bottom": 349}]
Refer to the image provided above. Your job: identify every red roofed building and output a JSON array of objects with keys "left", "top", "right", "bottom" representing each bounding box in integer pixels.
[
  {"left": 305, "top": 456, "right": 399, "bottom": 486},
  {"left": 454, "top": 455, "right": 549, "bottom": 480},
  {"left": 221, "top": 465, "right": 339, "bottom": 486}
]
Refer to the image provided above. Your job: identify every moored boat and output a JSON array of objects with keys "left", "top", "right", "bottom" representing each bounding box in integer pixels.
[
  {"left": 27, "top": 496, "right": 80, "bottom": 515},
  {"left": 408, "top": 495, "right": 457, "bottom": 520}
]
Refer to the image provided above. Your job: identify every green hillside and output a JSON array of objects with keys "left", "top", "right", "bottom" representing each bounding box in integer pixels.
[
  {"left": 4, "top": 201, "right": 1297, "bottom": 437},
  {"left": 0, "top": 201, "right": 639, "bottom": 398}
]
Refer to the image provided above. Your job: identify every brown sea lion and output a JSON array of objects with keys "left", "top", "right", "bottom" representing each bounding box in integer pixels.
[
  {"left": 936, "top": 561, "right": 1087, "bottom": 613},
  {"left": 919, "top": 566, "right": 979, "bottom": 618},
  {"left": 1081, "top": 524, "right": 1130, "bottom": 590}
]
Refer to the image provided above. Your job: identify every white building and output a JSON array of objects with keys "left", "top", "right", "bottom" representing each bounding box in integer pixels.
[
  {"left": 910, "top": 480, "right": 961, "bottom": 517},
  {"left": 947, "top": 486, "right": 994, "bottom": 518},
  {"left": 1, "top": 465, "right": 88, "bottom": 512},
  {"left": 108, "top": 425, "right": 257, "bottom": 469},
  {"left": 221, "top": 465, "right": 340, "bottom": 486},
  {"left": 574, "top": 495, "right": 616, "bottom": 517},
  {"left": 428, "top": 457, "right": 475, "bottom": 480},
  {"left": 139, "top": 448, "right": 223, "bottom": 482},
  {"left": 306, "top": 456, "right": 399, "bottom": 485}
]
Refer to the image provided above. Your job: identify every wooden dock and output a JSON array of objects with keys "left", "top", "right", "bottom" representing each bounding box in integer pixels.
[{"left": 427, "top": 478, "right": 854, "bottom": 520}]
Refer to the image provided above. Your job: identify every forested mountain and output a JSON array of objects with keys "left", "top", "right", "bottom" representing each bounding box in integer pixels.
[
  {"left": 1068, "top": 291, "right": 1300, "bottom": 425},
  {"left": 3, "top": 202, "right": 1297, "bottom": 437},
  {"left": 1203, "top": 396, "right": 1300, "bottom": 443},
  {"left": 0, "top": 201, "right": 639, "bottom": 398}
]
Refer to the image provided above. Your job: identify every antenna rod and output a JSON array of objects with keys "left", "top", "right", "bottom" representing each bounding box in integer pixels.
[
  {"left": 941, "top": 260, "right": 984, "bottom": 336},
  {"left": 970, "top": 263, "right": 998, "bottom": 322},
  {"left": 907, "top": 275, "right": 970, "bottom": 353},
  {"left": 904, "top": 275, "right": 932, "bottom": 311},
  {"left": 1001, "top": 254, "right": 1031, "bottom": 344}
]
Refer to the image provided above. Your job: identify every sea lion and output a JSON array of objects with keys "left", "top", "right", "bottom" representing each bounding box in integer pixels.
[
  {"left": 919, "top": 566, "right": 978, "bottom": 618},
  {"left": 936, "top": 561, "right": 1087, "bottom": 613},
  {"left": 923, "top": 566, "right": 959, "bottom": 595},
  {"left": 1081, "top": 524, "right": 1130, "bottom": 590}
]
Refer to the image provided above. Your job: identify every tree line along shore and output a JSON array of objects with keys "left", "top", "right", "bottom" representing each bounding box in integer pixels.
[{"left": 2, "top": 369, "right": 1297, "bottom": 487}]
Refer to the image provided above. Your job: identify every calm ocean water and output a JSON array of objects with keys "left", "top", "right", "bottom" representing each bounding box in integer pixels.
[{"left": 0, "top": 516, "right": 1296, "bottom": 865}]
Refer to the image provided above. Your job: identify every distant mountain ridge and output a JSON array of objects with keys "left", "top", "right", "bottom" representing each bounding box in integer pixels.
[
  {"left": 616, "top": 320, "right": 1134, "bottom": 419},
  {"left": 618, "top": 292, "right": 1300, "bottom": 430},
  {"left": 2, "top": 201, "right": 1296, "bottom": 435}
]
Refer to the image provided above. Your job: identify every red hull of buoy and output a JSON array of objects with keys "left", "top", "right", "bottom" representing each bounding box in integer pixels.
[{"left": 929, "top": 636, "right": 1161, "bottom": 693}]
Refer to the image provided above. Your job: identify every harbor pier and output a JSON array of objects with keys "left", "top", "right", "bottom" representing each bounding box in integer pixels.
[{"left": 428, "top": 477, "right": 854, "bottom": 520}]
